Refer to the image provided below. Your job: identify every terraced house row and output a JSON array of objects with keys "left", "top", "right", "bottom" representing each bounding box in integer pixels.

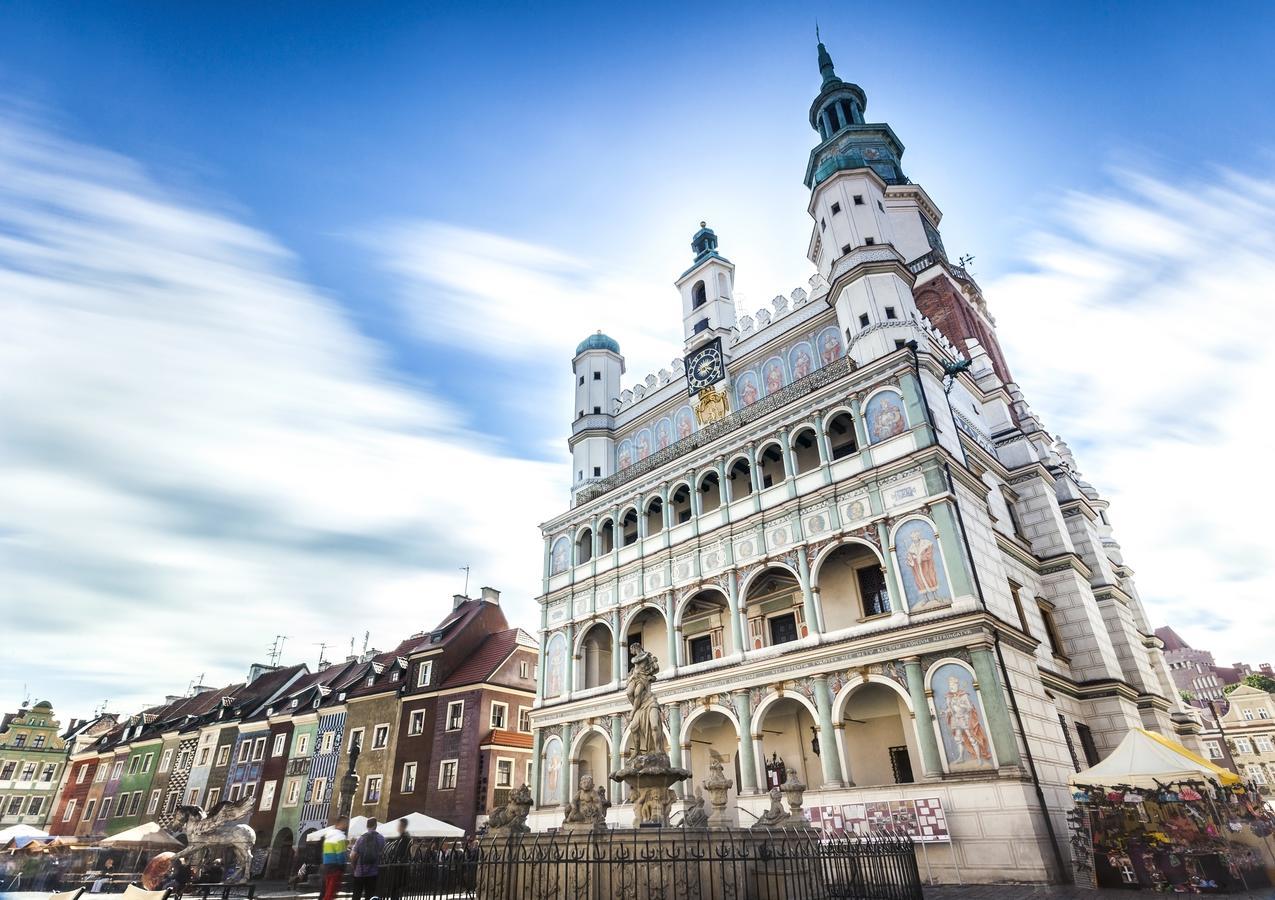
[{"left": 44, "top": 588, "right": 536, "bottom": 876}]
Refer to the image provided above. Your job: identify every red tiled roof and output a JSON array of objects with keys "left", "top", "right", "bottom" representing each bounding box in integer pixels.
[
  {"left": 440, "top": 628, "right": 525, "bottom": 689},
  {"left": 1155, "top": 626, "right": 1190, "bottom": 652},
  {"left": 485, "top": 729, "right": 533, "bottom": 749}
]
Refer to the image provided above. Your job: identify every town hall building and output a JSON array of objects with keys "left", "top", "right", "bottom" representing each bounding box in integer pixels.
[{"left": 526, "top": 40, "right": 1196, "bottom": 883}]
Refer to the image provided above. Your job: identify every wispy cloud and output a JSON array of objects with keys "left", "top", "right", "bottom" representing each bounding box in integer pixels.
[
  {"left": 0, "top": 112, "right": 564, "bottom": 715},
  {"left": 990, "top": 167, "right": 1275, "bottom": 665}
]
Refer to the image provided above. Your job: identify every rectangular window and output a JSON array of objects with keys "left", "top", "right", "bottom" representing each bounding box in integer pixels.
[
  {"left": 518, "top": 707, "right": 532, "bottom": 733},
  {"left": 446, "top": 701, "right": 464, "bottom": 731},
  {"left": 310, "top": 777, "right": 327, "bottom": 804},
  {"left": 284, "top": 778, "right": 301, "bottom": 806},
  {"left": 207, "top": 787, "right": 221, "bottom": 807},
  {"left": 1235, "top": 738, "right": 1253, "bottom": 754},
  {"left": 526, "top": 761, "right": 534, "bottom": 787},
  {"left": 593, "top": 466, "right": 601, "bottom": 477},
  {"left": 95, "top": 763, "right": 107, "bottom": 783},
  {"left": 853, "top": 194, "right": 864, "bottom": 205},
  {"left": 864, "top": 237, "right": 875, "bottom": 245},
  {"left": 77, "top": 764, "right": 90, "bottom": 784},
  {"left": 63, "top": 799, "right": 78, "bottom": 822},
  {"left": 857, "top": 565, "right": 890, "bottom": 618},
  {"left": 767, "top": 613, "right": 799, "bottom": 646},
  {"left": 272, "top": 734, "right": 286, "bottom": 757},
  {"left": 593, "top": 372, "right": 601, "bottom": 381},
  {"left": 858, "top": 313, "right": 869, "bottom": 328},
  {"left": 159, "top": 749, "right": 173, "bottom": 772},
  {"left": 142, "top": 752, "right": 154, "bottom": 772},
  {"left": 320, "top": 731, "right": 335, "bottom": 754},
  {"left": 27, "top": 796, "right": 43, "bottom": 817},
  {"left": 401, "top": 762, "right": 417, "bottom": 793},
  {"left": 1008, "top": 581, "right": 1031, "bottom": 634},
  {"left": 372, "top": 724, "right": 390, "bottom": 749},
  {"left": 496, "top": 758, "right": 513, "bottom": 788},
  {"left": 13, "top": 735, "right": 25, "bottom": 748},
  {"left": 884, "top": 306, "right": 897, "bottom": 320},
  {"left": 259, "top": 781, "right": 276, "bottom": 811},
  {"left": 215, "top": 746, "right": 231, "bottom": 767},
  {"left": 1256, "top": 737, "right": 1273, "bottom": 753},
  {"left": 128, "top": 756, "right": 141, "bottom": 775},
  {"left": 82, "top": 798, "right": 96, "bottom": 821},
  {"left": 238, "top": 741, "right": 252, "bottom": 764},
  {"left": 243, "top": 782, "right": 256, "bottom": 799},
  {"left": 40, "top": 763, "right": 56, "bottom": 783},
  {"left": 830, "top": 202, "right": 841, "bottom": 214},
  {"left": 1243, "top": 708, "right": 1255, "bottom": 721},
  {"left": 1037, "top": 600, "right": 1066, "bottom": 658},
  {"left": 6, "top": 796, "right": 22, "bottom": 816},
  {"left": 1204, "top": 740, "right": 1223, "bottom": 759},
  {"left": 252, "top": 737, "right": 267, "bottom": 760},
  {"left": 0, "top": 761, "right": 13, "bottom": 780},
  {"left": 228, "top": 784, "right": 241, "bottom": 802},
  {"left": 186, "top": 789, "right": 200, "bottom": 806},
  {"left": 295, "top": 734, "right": 310, "bottom": 757},
  {"left": 165, "top": 793, "right": 179, "bottom": 815},
  {"left": 364, "top": 775, "right": 382, "bottom": 804},
  {"left": 490, "top": 703, "right": 508, "bottom": 730},
  {"left": 197, "top": 748, "right": 211, "bottom": 767},
  {"left": 417, "top": 661, "right": 433, "bottom": 687},
  {"left": 127, "top": 791, "right": 143, "bottom": 816},
  {"left": 408, "top": 710, "right": 426, "bottom": 736},
  {"left": 147, "top": 789, "right": 162, "bottom": 815},
  {"left": 689, "top": 635, "right": 714, "bottom": 664},
  {"left": 19, "top": 763, "right": 36, "bottom": 781},
  {"left": 439, "top": 760, "right": 458, "bottom": 790},
  {"left": 98, "top": 798, "right": 112, "bottom": 819},
  {"left": 348, "top": 728, "right": 365, "bottom": 752}
]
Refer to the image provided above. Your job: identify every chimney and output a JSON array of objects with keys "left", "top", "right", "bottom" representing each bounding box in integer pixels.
[
  {"left": 481, "top": 586, "right": 501, "bottom": 605},
  {"left": 453, "top": 593, "right": 469, "bottom": 610}
]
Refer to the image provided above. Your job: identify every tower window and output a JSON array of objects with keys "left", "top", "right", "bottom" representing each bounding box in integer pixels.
[
  {"left": 859, "top": 313, "right": 870, "bottom": 328},
  {"left": 692, "top": 280, "right": 707, "bottom": 309},
  {"left": 841, "top": 244, "right": 852, "bottom": 255},
  {"left": 865, "top": 237, "right": 876, "bottom": 245},
  {"left": 894, "top": 339, "right": 906, "bottom": 349},
  {"left": 593, "top": 406, "right": 601, "bottom": 414},
  {"left": 853, "top": 195, "right": 864, "bottom": 206},
  {"left": 693, "top": 318, "right": 709, "bottom": 334},
  {"left": 593, "top": 467, "right": 601, "bottom": 477},
  {"left": 593, "top": 372, "right": 601, "bottom": 380},
  {"left": 820, "top": 218, "right": 826, "bottom": 232},
  {"left": 878, "top": 200, "right": 885, "bottom": 212},
  {"left": 578, "top": 376, "right": 584, "bottom": 385},
  {"left": 885, "top": 306, "right": 897, "bottom": 320},
  {"left": 830, "top": 202, "right": 841, "bottom": 215}
]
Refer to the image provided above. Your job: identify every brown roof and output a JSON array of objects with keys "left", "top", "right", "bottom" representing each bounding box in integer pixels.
[
  {"left": 1155, "top": 626, "right": 1190, "bottom": 652},
  {"left": 440, "top": 628, "right": 530, "bottom": 689},
  {"left": 485, "top": 729, "right": 533, "bottom": 749}
]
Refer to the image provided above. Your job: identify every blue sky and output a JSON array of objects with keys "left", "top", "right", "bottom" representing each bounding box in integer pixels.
[{"left": 2, "top": 2, "right": 1273, "bottom": 716}]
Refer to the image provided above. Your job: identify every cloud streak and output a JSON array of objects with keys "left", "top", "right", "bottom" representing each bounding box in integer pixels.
[{"left": 990, "top": 166, "right": 1275, "bottom": 661}]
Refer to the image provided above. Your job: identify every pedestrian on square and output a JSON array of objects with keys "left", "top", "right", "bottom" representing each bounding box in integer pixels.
[
  {"left": 349, "top": 817, "right": 385, "bottom": 900},
  {"left": 381, "top": 819, "right": 411, "bottom": 900},
  {"left": 319, "top": 816, "right": 349, "bottom": 900}
]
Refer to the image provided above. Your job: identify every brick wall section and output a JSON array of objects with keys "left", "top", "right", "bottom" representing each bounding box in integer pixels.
[{"left": 914, "top": 274, "right": 1011, "bottom": 385}]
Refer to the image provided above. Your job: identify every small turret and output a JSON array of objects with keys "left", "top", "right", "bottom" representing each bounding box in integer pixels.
[
  {"left": 676, "top": 223, "right": 737, "bottom": 352},
  {"left": 569, "top": 332, "right": 624, "bottom": 497}
]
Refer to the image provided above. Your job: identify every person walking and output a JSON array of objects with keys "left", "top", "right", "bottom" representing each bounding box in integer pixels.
[
  {"left": 319, "top": 816, "right": 349, "bottom": 900},
  {"left": 349, "top": 817, "right": 385, "bottom": 900},
  {"left": 381, "top": 819, "right": 412, "bottom": 900}
]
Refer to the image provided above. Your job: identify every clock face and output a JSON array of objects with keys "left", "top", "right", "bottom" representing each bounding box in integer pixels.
[{"left": 685, "top": 338, "right": 724, "bottom": 394}]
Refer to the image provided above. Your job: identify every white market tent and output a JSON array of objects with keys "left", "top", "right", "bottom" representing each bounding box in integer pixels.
[
  {"left": 0, "top": 824, "right": 51, "bottom": 847},
  {"left": 1069, "top": 728, "right": 1241, "bottom": 790},
  {"left": 99, "top": 821, "right": 184, "bottom": 849},
  {"left": 307, "top": 812, "right": 464, "bottom": 842}
]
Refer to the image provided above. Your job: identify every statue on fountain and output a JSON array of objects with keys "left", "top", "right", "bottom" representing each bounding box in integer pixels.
[
  {"left": 171, "top": 795, "right": 257, "bottom": 880},
  {"left": 563, "top": 775, "right": 610, "bottom": 830},
  {"left": 610, "top": 644, "right": 690, "bottom": 826},
  {"left": 487, "top": 783, "right": 533, "bottom": 834}
]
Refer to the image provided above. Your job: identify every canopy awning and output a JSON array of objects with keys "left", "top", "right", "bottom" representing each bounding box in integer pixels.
[
  {"left": 1069, "top": 728, "right": 1241, "bottom": 790},
  {"left": 307, "top": 812, "right": 464, "bottom": 841},
  {"left": 0, "top": 824, "right": 51, "bottom": 847},
  {"left": 99, "top": 821, "right": 184, "bottom": 848}
]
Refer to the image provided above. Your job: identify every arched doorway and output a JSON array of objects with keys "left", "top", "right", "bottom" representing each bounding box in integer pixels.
[
  {"left": 677, "top": 589, "right": 733, "bottom": 663},
  {"left": 816, "top": 542, "right": 890, "bottom": 631},
  {"left": 757, "top": 697, "right": 822, "bottom": 790},
  {"left": 684, "top": 710, "right": 741, "bottom": 808},
  {"left": 741, "top": 567, "right": 804, "bottom": 650},
  {"left": 624, "top": 607, "right": 668, "bottom": 669},
  {"left": 576, "top": 622, "right": 613, "bottom": 690},
  {"left": 838, "top": 682, "right": 918, "bottom": 786},
  {"left": 574, "top": 729, "right": 611, "bottom": 789},
  {"left": 268, "top": 828, "right": 294, "bottom": 879}
]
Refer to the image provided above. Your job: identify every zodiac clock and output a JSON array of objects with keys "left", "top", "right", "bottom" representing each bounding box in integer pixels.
[{"left": 684, "top": 337, "right": 724, "bottom": 394}]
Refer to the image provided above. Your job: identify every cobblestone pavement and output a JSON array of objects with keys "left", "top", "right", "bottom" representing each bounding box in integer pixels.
[{"left": 925, "top": 885, "right": 1275, "bottom": 899}]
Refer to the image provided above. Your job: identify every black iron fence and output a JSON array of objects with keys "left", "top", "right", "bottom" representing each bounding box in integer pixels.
[{"left": 375, "top": 829, "right": 922, "bottom": 900}]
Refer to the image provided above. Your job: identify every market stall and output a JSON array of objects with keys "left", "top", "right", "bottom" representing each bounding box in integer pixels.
[{"left": 1068, "top": 728, "right": 1275, "bottom": 892}]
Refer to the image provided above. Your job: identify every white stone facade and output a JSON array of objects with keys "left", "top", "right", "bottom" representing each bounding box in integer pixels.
[{"left": 527, "top": 42, "right": 1196, "bottom": 884}]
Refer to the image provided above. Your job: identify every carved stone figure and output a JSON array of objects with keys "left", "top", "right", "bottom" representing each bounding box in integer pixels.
[
  {"left": 752, "top": 788, "right": 789, "bottom": 829},
  {"left": 563, "top": 775, "right": 609, "bottom": 830},
  {"left": 682, "top": 793, "right": 709, "bottom": 829},
  {"left": 779, "top": 768, "right": 808, "bottom": 825},
  {"left": 626, "top": 645, "right": 664, "bottom": 755},
  {"left": 172, "top": 796, "right": 256, "bottom": 880},
  {"left": 487, "top": 783, "right": 533, "bottom": 834},
  {"left": 702, "top": 749, "right": 736, "bottom": 827}
]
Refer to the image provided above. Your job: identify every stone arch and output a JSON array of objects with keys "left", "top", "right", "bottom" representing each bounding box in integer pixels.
[
  {"left": 620, "top": 604, "right": 669, "bottom": 669},
  {"left": 674, "top": 587, "right": 734, "bottom": 662},
  {"left": 570, "top": 725, "right": 612, "bottom": 790},
  {"left": 823, "top": 405, "right": 859, "bottom": 460},
  {"left": 682, "top": 704, "right": 742, "bottom": 808},
  {"left": 668, "top": 480, "right": 694, "bottom": 525},
  {"left": 756, "top": 439, "right": 787, "bottom": 489},
  {"left": 574, "top": 621, "right": 615, "bottom": 690},
  {"left": 790, "top": 425, "right": 821, "bottom": 474},
  {"left": 811, "top": 538, "right": 892, "bottom": 629},
  {"left": 754, "top": 691, "right": 823, "bottom": 789},
  {"left": 889, "top": 515, "right": 955, "bottom": 613},
  {"left": 833, "top": 676, "right": 921, "bottom": 787}
]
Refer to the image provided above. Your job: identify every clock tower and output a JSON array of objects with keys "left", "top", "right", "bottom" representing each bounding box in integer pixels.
[{"left": 676, "top": 223, "right": 737, "bottom": 354}]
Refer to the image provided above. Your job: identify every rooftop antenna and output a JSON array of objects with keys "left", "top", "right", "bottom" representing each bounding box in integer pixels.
[
  {"left": 460, "top": 565, "right": 471, "bottom": 596},
  {"left": 361, "top": 631, "right": 370, "bottom": 656},
  {"left": 267, "top": 634, "right": 290, "bottom": 666},
  {"left": 314, "top": 642, "right": 329, "bottom": 669}
]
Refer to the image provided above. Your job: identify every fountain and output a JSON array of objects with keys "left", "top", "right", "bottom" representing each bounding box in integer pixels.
[{"left": 608, "top": 644, "right": 690, "bottom": 825}]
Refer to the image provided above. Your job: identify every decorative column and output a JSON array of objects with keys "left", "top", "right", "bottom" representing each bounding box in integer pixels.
[
  {"left": 875, "top": 521, "right": 906, "bottom": 614},
  {"left": 542, "top": 535, "right": 552, "bottom": 594},
  {"left": 688, "top": 468, "right": 701, "bottom": 537},
  {"left": 665, "top": 592, "right": 679, "bottom": 674},
  {"left": 564, "top": 621, "right": 576, "bottom": 699},
  {"left": 668, "top": 704, "right": 684, "bottom": 797},
  {"left": 812, "top": 411, "right": 832, "bottom": 467},
  {"left": 559, "top": 722, "right": 575, "bottom": 808},
  {"left": 611, "top": 506, "right": 621, "bottom": 565},
  {"left": 611, "top": 609, "right": 623, "bottom": 685},
  {"left": 726, "top": 570, "right": 746, "bottom": 656},
  {"left": 899, "top": 371, "right": 934, "bottom": 447},
  {"left": 903, "top": 657, "right": 943, "bottom": 777},
  {"left": 849, "top": 397, "right": 873, "bottom": 466},
  {"left": 930, "top": 500, "right": 976, "bottom": 598},
  {"left": 970, "top": 647, "right": 1022, "bottom": 766},
  {"left": 530, "top": 729, "right": 543, "bottom": 800},
  {"left": 589, "top": 515, "right": 600, "bottom": 576},
  {"left": 795, "top": 546, "right": 822, "bottom": 641},
  {"left": 636, "top": 492, "right": 647, "bottom": 540},
  {"left": 779, "top": 427, "right": 798, "bottom": 498},
  {"left": 660, "top": 483, "right": 671, "bottom": 547},
  {"left": 812, "top": 675, "right": 844, "bottom": 787},
  {"left": 732, "top": 692, "right": 759, "bottom": 794},
  {"left": 610, "top": 715, "right": 624, "bottom": 799},
  {"left": 537, "top": 631, "right": 549, "bottom": 704},
  {"left": 745, "top": 443, "right": 761, "bottom": 499},
  {"left": 716, "top": 457, "right": 732, "bottom": 522}
]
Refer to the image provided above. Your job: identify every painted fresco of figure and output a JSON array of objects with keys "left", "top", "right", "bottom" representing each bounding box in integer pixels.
[
  {"left": 763, "top": 358, "right": 785, "bottom": 396},
  {"left": 636, "top": 430, "right": 652, "bottom": 460},
  {"left": 736, "top": 372, "right": 760, "bottom": 407},
  {"left": 866, "top": 391, "right": 907, "bottom": 443},
  {"left": 617, "top": 441, "right": 633, "bottom": 470},
  {"left": 655, "top": 418, "right": 673, "bottom": 450},
  {"left": 894, "top": 519, "right": 951, "bottom": 611},
  {"left": 544, "top": 739, "right": 563, "bottom": 803},
  {"left": 933, "top": 665, "right": 993, "bottom": 768},
  {"left": 789, "top": 343, "right": 814, "bottom": 380},
  {"left": 675, "top": 407, "right": 694, "bottom": 439},
  {"left": 550, "top": 538, "right": 570, "bottom": 575},
  {"left": 819, "top": 327, "right": 843, "bottom": 366},
  {"left": 545, "top": 634, "right": 566, "bottom": 698}
]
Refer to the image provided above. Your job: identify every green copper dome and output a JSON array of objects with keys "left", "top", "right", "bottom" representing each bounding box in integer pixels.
[{"left": 576, "top": 332, "right": 620, "bottom": 355}]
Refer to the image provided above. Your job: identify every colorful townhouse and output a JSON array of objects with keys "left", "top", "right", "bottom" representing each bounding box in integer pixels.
[{"left": 0, "top": 701, "right": 69, "bottom": 829}]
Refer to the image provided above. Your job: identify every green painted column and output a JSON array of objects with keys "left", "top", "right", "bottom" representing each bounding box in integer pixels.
[
  {"left": 849, "top": 397, "right": 873, "bottom": 465},
  {"left": 716, "top": 457, "right": 732, "bottom": 523},
  {"left": 812, "top": 411, "right": 832, "bottom": 467},
  {"left": 531, "top": 729, "right": 543, "bottom": 799},
  {"left": 564, "top": 621, "right": 576, "bottom": 698},
  {"left": 668, "top": 704, "right": 684, "bottom": 797},
  {"left": 930, "top": 500, "right": 975, "bottom": 598},
  {"left": 779, "top": 427, "right": 798, "bottom": 498},
  {"left": 611, "top": 610, "right": 623, "bottom": 684},
  {"left": 537, "top": 630, "right": 549, "bottom": 702},
  {"left": 732, "top": 692, "right": 759, "bottom": 794},
  {"left": 899, "top": 371, "right": 935, "bottom": 447},
  {"left": 560, "top": 722, "right": 575, "bottom": 807},
  {"left": 746, "top": 443, "right": 761, "bottom": 496},
  {"left": 903, "top": 657, "right": 944, "bottom": 776},
  {"left": 542, "top": 535, "right": 552, "bottom": 594},
  {"left": 796, "top": 546, "right": 822, "bottom": 639},
  {"left": 665, "top": 592, "right": 680, "bottom": 673},
  {"left": 610, "top": 714, "right": 624, "bottom": 797},
  {"left": 970, "top": 648, "right": 1021, "bottom": 766},
  {"left": 876, "top": 521, "right": 906, "bottom": 614},
  {"left": 727, "top": 570, "right": 745, "bottom": 656},
  {"left": 812, "top": 675, "right": 844, "bottom": 786}
]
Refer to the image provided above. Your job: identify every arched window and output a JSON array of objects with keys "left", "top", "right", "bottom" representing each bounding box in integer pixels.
[
  {"left": 699, "top": 472, "right": 722, "bottom": 513},
  {"left": 691, "top": 280, "right": 707, "bottom": 309},
  {"left": 575, "top": 528, "right": 593, "bottom": 565},
  {"left": 620, "top": 509, "right": 639, "bottom": 547},
  {"left": 791, "top": 428, "right": 820, "bottom": 474},
  {"left": 644, "top": 497, "right": 664, "bottom": 536},
  {"left": 757, "top": 443, "right": 786, "bottom": 489},
  {"left": 727, "top": 458, "right": 753, "bottom": 498},
  {"left": 669, "top": 484, "right": 692, "bottom": 525},
  {"left": 598, "top": 519, "right": 615, "bottom": 555},
  {"left": 825, "top": 412, "right": 859, "bottom": 460}
]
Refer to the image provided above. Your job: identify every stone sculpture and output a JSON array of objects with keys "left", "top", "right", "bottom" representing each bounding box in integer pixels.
[
  {"left": 702, "top": 749, "right": 736, "bottom": 827},
  {"left": 487, "top": 783, "right": 533, "bottom": 834},
  {"left": 609, "top": 645, "right": 689, "bottom": 826},
  {"left": 681, "top": 793, "right": 709, "bottom": 829},
  {"left": 752, "top": 788, "right": 789, "bottom": 829},
  {"left": 172, "top": 796, "right": 256, "bottom": 880},
  {"left": 563, "top": 775, "right": 610, "bottom": 830}
]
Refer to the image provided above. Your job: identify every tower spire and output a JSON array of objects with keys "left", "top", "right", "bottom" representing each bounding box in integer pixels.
[{"left": 817, "top": 39, "right": 839, "bottom": 87}]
